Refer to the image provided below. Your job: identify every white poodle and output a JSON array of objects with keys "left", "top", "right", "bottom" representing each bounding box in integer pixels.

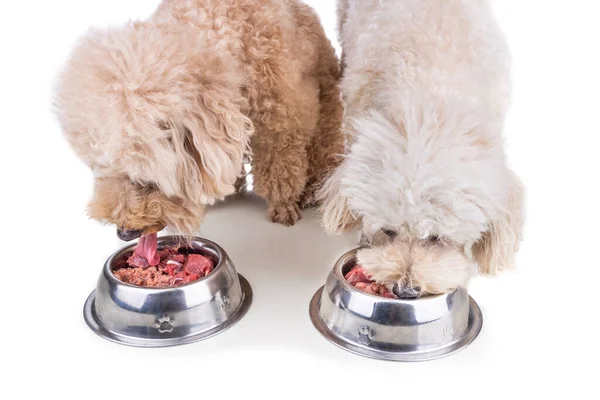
[{"left": 320, "top": 0, "right": 524, "bottom": 298}]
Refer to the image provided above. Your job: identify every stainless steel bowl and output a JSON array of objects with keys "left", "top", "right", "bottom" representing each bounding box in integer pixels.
[
  {"left": 84, "top": 236, "right": 252, "bottom": 347},
  {"left": 309, "top": 249, "right": 483, "bottom": 361}
]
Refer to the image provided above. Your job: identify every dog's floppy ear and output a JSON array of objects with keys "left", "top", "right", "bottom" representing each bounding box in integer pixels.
[
  {"left": 173, "top": 84, "right": 253, "bottom": 204},
  {"left": 318, "top": 163, "right": 361, "bottom": 235},
  {"left": 159, "top": 31, "right": 254, "bottom": 205},
  {"left": 472, "top": 172, "right": 524, "bottom": 275}
]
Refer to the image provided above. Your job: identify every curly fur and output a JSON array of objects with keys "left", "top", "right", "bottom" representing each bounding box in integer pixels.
[
  {"left": 55, "top": 0, "right": 343, "bottom": 235},
  {"left": 320, "top": 0, "right": 524, "bottom": 296}
]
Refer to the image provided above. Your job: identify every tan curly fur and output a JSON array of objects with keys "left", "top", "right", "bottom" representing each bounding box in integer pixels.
[{"left": 55, "top": 0, "right": 343, "bottom": 235}]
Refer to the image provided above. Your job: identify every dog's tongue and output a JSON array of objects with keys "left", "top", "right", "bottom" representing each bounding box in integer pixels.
[{"left": 134, "top": 233, "right": 160, "bottom": 266}]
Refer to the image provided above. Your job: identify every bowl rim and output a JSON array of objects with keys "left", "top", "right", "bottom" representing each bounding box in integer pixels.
[
  {"left": 334, "top": 248, "right": 448, "bottom": 302},
  {"left": 104, "top": 235, "right": 227, "bottom": 291}
]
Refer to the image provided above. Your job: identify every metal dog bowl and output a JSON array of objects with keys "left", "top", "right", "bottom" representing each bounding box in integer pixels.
[
  {"left": 309, "top": 249, "right": 483, "bottom": 361},
  {"left": 84, "top": 236, "right": 252, "bottom": 347}
]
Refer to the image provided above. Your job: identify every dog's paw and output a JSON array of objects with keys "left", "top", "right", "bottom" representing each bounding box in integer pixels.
[{"left": 269, "top": 203, "right": 302, "bottom": 226}]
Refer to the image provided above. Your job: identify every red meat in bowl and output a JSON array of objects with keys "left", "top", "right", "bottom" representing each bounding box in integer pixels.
[
  {"left": 113, "top": 247, "right": 215, "bottom": 288},
  {"left": 345, "top": 266, "right": 397, "bottom": 299}
]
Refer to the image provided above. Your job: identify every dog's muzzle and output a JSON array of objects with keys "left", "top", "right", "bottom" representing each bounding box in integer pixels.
[{"left": 393, "top": 283, "right": 421, "bottom": 299}]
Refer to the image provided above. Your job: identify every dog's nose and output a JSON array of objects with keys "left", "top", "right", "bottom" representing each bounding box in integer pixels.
[
  {"left": 392, "top": 283, "right": 421, "bottom": 299},
  {"left": 117, "top": 229, "right": 142, "bottom": 242}
]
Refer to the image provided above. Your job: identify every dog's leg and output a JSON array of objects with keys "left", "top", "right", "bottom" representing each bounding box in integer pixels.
[
  {"left": 251, "top": 84, "right": 320, "bottom": 226},
  {"left": 300, "top": 44, "right": 344, "bottom": 209}
]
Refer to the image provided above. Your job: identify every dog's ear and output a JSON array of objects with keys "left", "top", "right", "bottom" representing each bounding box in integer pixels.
[
  {"left": 318, "top": 164, "right": 361, "bottom": 235},
  {"left": 173, "top": 84, "right": 253, "bottom": 204},
  {"left": 149, "top": 28, "right": 254, "bottom": 205},
  {"left": 472, "top": 172, "right": 524, "bottom": 275}
]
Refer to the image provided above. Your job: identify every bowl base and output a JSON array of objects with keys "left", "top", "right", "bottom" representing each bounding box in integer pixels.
[
  {"left": 309, "top": 286, "right": 483, "bottom": 362},
  {"left": 84, "top": 274, "right": 253, "bottom": 348}
]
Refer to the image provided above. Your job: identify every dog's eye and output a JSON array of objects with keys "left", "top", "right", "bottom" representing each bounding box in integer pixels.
[
  {"left": 382, "top": 229, "right": 397, "bottom": 239},
  {"left": 158, "top": 121, "right": 171, "bottom": 131},
  {"left": 428, "top": 235, "right": 441, "bottom": 243}
]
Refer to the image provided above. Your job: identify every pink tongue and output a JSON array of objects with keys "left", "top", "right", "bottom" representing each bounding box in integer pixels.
[{"left": 134, "top": 233, "right": 160, "bottom": 266}]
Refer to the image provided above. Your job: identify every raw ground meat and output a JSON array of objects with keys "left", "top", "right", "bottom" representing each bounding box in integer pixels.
[
  {"left": 345, "top": 266, "right": 398, "bottom": 299},
  {"left": 113, "top": 247, "right": 215, "bottom": 288}
]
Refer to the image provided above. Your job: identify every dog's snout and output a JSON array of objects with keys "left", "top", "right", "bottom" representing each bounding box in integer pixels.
[
  {"left": 117, "top": 228, "right": 143, "bottom": 242},
  {"left": 392, "top": 283, "right": 421, "bottom": 299}
]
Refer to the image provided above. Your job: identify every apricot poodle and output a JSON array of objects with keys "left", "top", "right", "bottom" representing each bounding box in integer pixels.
[{"left": 55, "top": 0, "right": 343, "bottom": 260}]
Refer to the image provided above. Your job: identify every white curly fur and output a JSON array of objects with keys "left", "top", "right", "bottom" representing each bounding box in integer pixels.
[{"left": 320, "top": 0, "right": 524, "bottom": 296}]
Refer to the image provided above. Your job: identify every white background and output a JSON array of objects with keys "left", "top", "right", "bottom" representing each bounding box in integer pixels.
[{"left": 0, "top": 0, "right": 598, "bottom": 398}]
